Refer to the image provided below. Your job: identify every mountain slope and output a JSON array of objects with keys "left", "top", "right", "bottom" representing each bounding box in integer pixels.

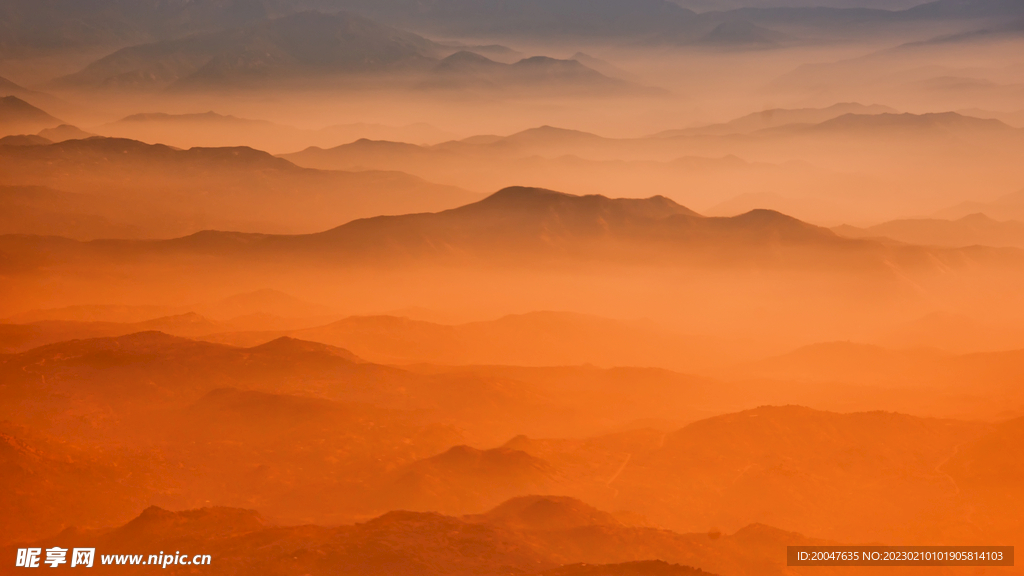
[
  {"left": 0, "top": 136, "right": 477, "bottom": 236},
  {"left": 616, "top": 405, "right": 988, "bottom": 541},
  {"left": 0, "top": 96, "right": 62, "bottom": 136}
]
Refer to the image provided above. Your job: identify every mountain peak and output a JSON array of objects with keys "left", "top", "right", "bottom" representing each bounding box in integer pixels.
[
  {"left": 115, "top": 505, "right": 266, "bottom": 540},
  {"left": 248, "top": 337, "right": 362, "bottom": 362},
  {"left": 479, "top": 495, "right": 621, "bottom": 530},
  {"left": 468, "top": 187, "right": 700, "bottom": 219}
]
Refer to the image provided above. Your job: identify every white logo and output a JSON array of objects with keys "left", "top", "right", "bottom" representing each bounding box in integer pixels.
[
  {"left": 71, "top": 549, "right": 95, "bottom": 568},
  {"left": 16, "top": 547, "right": 95, "bottom": 568},
  {"left": 44, "top": 548, "right": 67, "bottom": 568},
  {"left": 15, "top": 548, "right": 41, "bottom": 568}
]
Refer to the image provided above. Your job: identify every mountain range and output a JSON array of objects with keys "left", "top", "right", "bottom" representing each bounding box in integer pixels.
[
  {"left": 835, "top": 212, "right": 1024, "bottom": 248},
  {"left": 0, "top": 136, "right": 477, "bottom": 237},
  {"left": 0, "top": 494, "right": 857, "bottom": 576},
  {"left": 4, "top": 0, "right": 1023, "bottom": 59},
  {"left": 0, "top": 186, "right": 961, "bottom": 269},
  {"left": 49, "top": 11, "right": 639, "bottom": 94},
  {"left": 281, "top": 111, "right": 1024, "bottom": 223},
  {"left": 97, "top": 111, "right": 454, "bottom": 153}
]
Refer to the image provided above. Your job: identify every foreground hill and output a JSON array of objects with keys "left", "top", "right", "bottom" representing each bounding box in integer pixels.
[
  {"left": 0, "top": 136, "right": 476, "bottom": 237},
  {"left": 0, "top": 330, "right": 1016, "bottom": 546},
  {"left": 0, "top": 496, "right": 849, "bottom": 576}
]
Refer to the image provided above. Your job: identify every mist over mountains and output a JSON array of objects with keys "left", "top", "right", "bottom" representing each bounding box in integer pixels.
[{"left": 3, "top": 0, "right": 1024, "bottom": 573}]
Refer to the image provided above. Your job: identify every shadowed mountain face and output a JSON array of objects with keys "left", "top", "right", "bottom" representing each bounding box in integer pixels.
[{"left": 0, "top": 186, "right": 991, "bottom": 271}]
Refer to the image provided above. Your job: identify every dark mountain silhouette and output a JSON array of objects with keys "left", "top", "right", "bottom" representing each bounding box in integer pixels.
[
  {"left": 0, "top": 136, "right": 477, "bottom": 236},
  {"left": 189, "top": 186, "right": 827, "bottom": 259},
  {"left": 0, "top": 186, "right": 1010, "bottom": 278},
  {"left": 0, "top": 96, "right": 62, "bottom": 135}
]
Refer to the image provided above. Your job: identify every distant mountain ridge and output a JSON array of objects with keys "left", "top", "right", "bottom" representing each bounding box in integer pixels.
[
  {"left": 53, "top": 11, "right": 443, "bottom": 91},
  {"left": 835, "top": 213, "right": 1024, "bottom": 248},
  {"left": 655, "top": 103, "right": 899, "bottom": 136},
  {"left": 52, "top": 10, "right": 633, "bottom": 94},
  {"left": 0, "top": 135, "right": 478, "bottom": 237},
  {"left": 1, "top": 186, "right": 1014, "bottom": 276},
  {"left": 4, "top": 0, "right": 1023, "bottom": 59}
]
